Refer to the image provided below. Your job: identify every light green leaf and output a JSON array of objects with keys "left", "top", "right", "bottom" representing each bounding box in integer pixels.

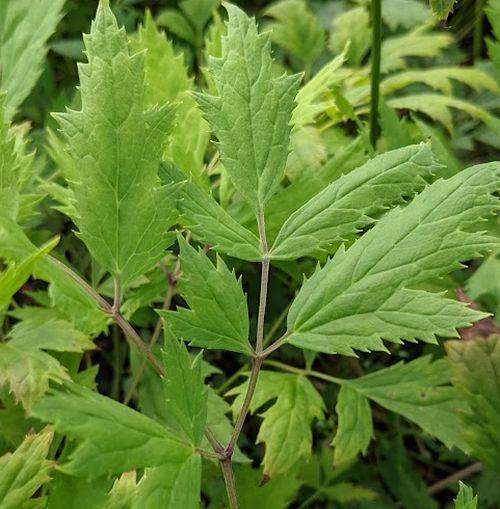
[
  {"left": 381, "top": 29, "right": 452, "bottom": 73},
  {"left": 321, "top": 482, "right": 377, "bottom": 503},
  {"left": 270, "top": 144, "right": 439, "bottom": 259},
  {"left": 0, "top": 272, "right": 96, "bottom": 409},
  {"left": 160, "top": 237, "right": 251, "bottom": 354},
  {"left": 429, "top": 0, "right": 456, "bottom": 20},
  {"left": 107, "top": 472, "right": 137, "bottom": 509},
  {"left": 228, "top": 372, "right": 324, "bottom": 477},
  {"left": 329, "top": 7, "right": 370, "bottom": 67},
  {"left": 0, "top": 214, "right": 108, "bottom": 335},
  {"left": 162, "top": 335, "right": 208, "bottom": 446},
  {"left": 454, "top": 482, "right": 478, "bottom": 509},
  {"left": 292, "top": 52, "right": 345, "bottom": 131},
  {"left": 0, "top": 0, "right": 65, "bottom": 118},
  {"left": 7, "top": 307, "right": 94, "bottom": 352},
  {"left": 466, "top": 253, "right": 500, "bottom": 318},
  {"left": 161, "top": 164, "right": 261, "bottom": 261},
  {"left": 388, "top": 94, "right": 500, "bottom": 133},
  {"left": 55, "top": 1, "right": 177, "bottom": 290},
  {"left": 0, "top": 429, "right": 53, "bottom": 509},
  {"left": 0, "top": 237, "right": 58, "bottom": 310},
  {"left": 287, "top": 163, "right": 498, "bottom": 355},
  {"left": 156, "top": 10, "right": 196, "bottom": 46},
  {"left": 131, "top": 13, "right": 209, "bottom": 182},
  {"left": 132, "top": 454, "right": 201, "bottom": 509},
  {"left": 265, "top": 0, "right": 324, "bottom": 67},
  {"left": 179, "top": 0, "right": 218, "bottom": 39},
  {"left": 197, "top": 4, "right": 301, "bottom": 211},
  {"left": 382, "top": 67, "right": 500, "bottom": 96},
  {"left": 31, "top": 382, "right": 191, "bottom": 478},
  {"left": 348, "top": 357, "right": 468, "bottom": 450},
  {"left": 332, "top": 385, "right": 373, "bottom": 466},
  {"left": 447, "top": 335, "right": 500, "bottom": 473},
  {"left": 382, "top": 0, "right": 431, "bottom": 29}
]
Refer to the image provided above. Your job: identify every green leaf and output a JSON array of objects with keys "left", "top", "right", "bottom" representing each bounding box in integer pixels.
[
  {"left": 7, "top": 307, "right": 94, "bottom": 352},
  {"left": 329, "top": 7, "right": 370, "bottom": 67},
  {"left": 197, "top": 4, "right": 301, "bottom": 211},
  {"left": 228, "top": 372, "right": 324, "bottom": 477},
  {"left": 0, "top": 237, "right": 58, "bottom": 310},
  {"left": 0, "top": 429, "right": 53, "bottom": 509},
  {"left": 131, "top": 13, "right": 209, "bottom": 182},
  {"left": 161, "top": 164, "right": 261, "bottom": 261},
  {"left": 31, "top": 382, "right": 191, "bottom": 478},
  {"left": 466, "top": 253, "right": 500, "bottom": 318},
  {"left": 332, "top": 385, "right": 373, "bottom": 466},
  {"left": 429, "top": 0, "right": 456, "bottom": 20},
  {"left": 54, "top": 1, "right": 177, "bottom": 290},
  {"left": 382, "top": 0, "right": 431, "bottom": 29},
  {"left": 270, "top": 144, "right": 439, "bottom": 259},
  {"left": 264, "top": 0, "right": 324, "bottom": 67},
  {"left": 132, "top": 455, "right": 201, "bottom": 509},
  {"left": 292, "top": 52, "right": 345, "bottom": 131},
  {"left": 0, "top": 0, "right": 65, "bottom": 118},
  {"left": 381, "top": 30, "right": 452, "bottom": 73},
  {"left": 287, "top": 163, "right": 498, "bottom": 356},
  {"left": 447, "top": 335, "right": 500, "bottom": 473},
  {"left": 160, "top": 237, "right": 251, "bottom": 354},
  {"left": 348, "top": 357, "right": 468, "bottom": 450},
  {"left": 454, "top": 482, "right": 478, "bottom": 509},
  {"left": 321, "top": 482, "right": 377, "bottom": 503},
  {"left": 162, "top": 335, "right": 208, "bottom": 446}
]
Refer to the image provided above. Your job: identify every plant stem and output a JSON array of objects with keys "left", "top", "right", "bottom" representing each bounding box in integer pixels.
[
  {"left": 112, "top": 277, "right": 121, "bottom": 314},
  {"left": 123, "top": 262, "right": 180, "bottom": 405},
  {"left": 263, "top": 359, "right": 346, "bottom": 385},
  {"left": 427, "top": 462, "right": 481, "bottom": 495},
  {"left": 473, "top": 0, "right": 485, "bottom": 63},
  {"left": 369, "top": 0, "right": 382, "bottom": 148},
  {"left": 261, "top": 331, "right": 290, "bottom": 357},
  {"left": 256, "top": 210, "right": 269, "bottom": 354},
  {"left": 220, "top": 459, "right": 240, "bottom": 509}
]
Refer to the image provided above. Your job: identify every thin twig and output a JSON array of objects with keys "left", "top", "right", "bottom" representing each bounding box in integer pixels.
[
  {"left": 255, "top": 210, "right": 269, "bottom": 355},
  {"left": 369, "top": 0, "right": 382, "bottom": 147},
  {"left": 220, "top": 459, "right": 240, "bottom": 509},
  {"left": 261, "top": 331, "right": 290, "bottom": 357},
  {"left": 427, "top": 462, "right": 481, "bottom": 495}
]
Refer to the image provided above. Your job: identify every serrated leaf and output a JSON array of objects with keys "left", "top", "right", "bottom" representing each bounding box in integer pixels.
[
  {"left": 0, "top": 0, "right": 65, "bottom": 118},
  {"left": 382, "top": 0, "right": 431, "bottom": 29},
  {"left": 454, "top": 482, "right": 478, "bottom": 509},
  {"left": 55, "top": 1, "right": 177, "bottom": 290},
  {"left": 332, "top": 385, "right": 373, "bottom": 466},
  {"left": 31, "top": 382, "right": 191, "bottom": 478},
  {"left": 292, "top": 52, "right": 345, "bottom": 131},
  {"left": 381, "top": 29, "right": 452, "bottom": 73},
  {"left": 0, "top": 214, "right": 108, "bottom": 335},
  {"left": 131, "top": 13, "right": 209, "bottom": 182},
  {"left": 265, "top": 0, "right": 324, "bottom": 67},
  {"left": 160, "top": 237, "right": 251, "bottom": 354},
  {"left": 132, "top": 454, "right": 201, "bottom": 509},
  {"left": 228, "top": 372, "right": 324, "bottom": 477},
  {"left": 329, "top": 7, "right": 370, "bottom": 67},
  {"left": 161, "top": 164, "right": 261, "bottom": 261},
  {"left": 270, "top": 144, "right": 439, "bottom": 259},
  {"left": 162, "top": 335, "right": 208, "bottom": 446},
  {"left": 429, "top": 0, "right": 456, "bottom": 20},
  {"left": 348, "top": 357, "right": 467, "bottom": 450},
  {"left": 287, "top": 163, "right": 499, "bottom": 356},
  {"left": 447, "top": 335, "right": 500, "bottom": 473},
  {"left": 0, "top": 429, "right": 53, "bottom": 509},
  {"left": 197, "top": 4, "right": 301, "bottom": 211}
]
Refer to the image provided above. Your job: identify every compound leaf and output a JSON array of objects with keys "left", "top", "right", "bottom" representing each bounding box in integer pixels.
[
  {"left": 228, "top": 372, "right": 324, "bottom": 478},
  {"left": 31, "top": 382, "right": 191, "bottom": 478},
  {"left": 0, "top": 429, "right": 53, "bottom": 509},
  {"left": 55, "top": 1, "right": 177, "bottom": 290},
  {"left": 332, "top": 385, "right": 373, "bottom": 467},
  {"left": 270, "top": 144, "right": 439, "bottom": 259},
  {"left": 287, "top": 163, "right": 499, "bottom": 356},
  {"left": 160, "top": 237, "right": 251, "bottom": 354},
  {"left": 197, "top": 4, "right": 301, "bottom": 211}
]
